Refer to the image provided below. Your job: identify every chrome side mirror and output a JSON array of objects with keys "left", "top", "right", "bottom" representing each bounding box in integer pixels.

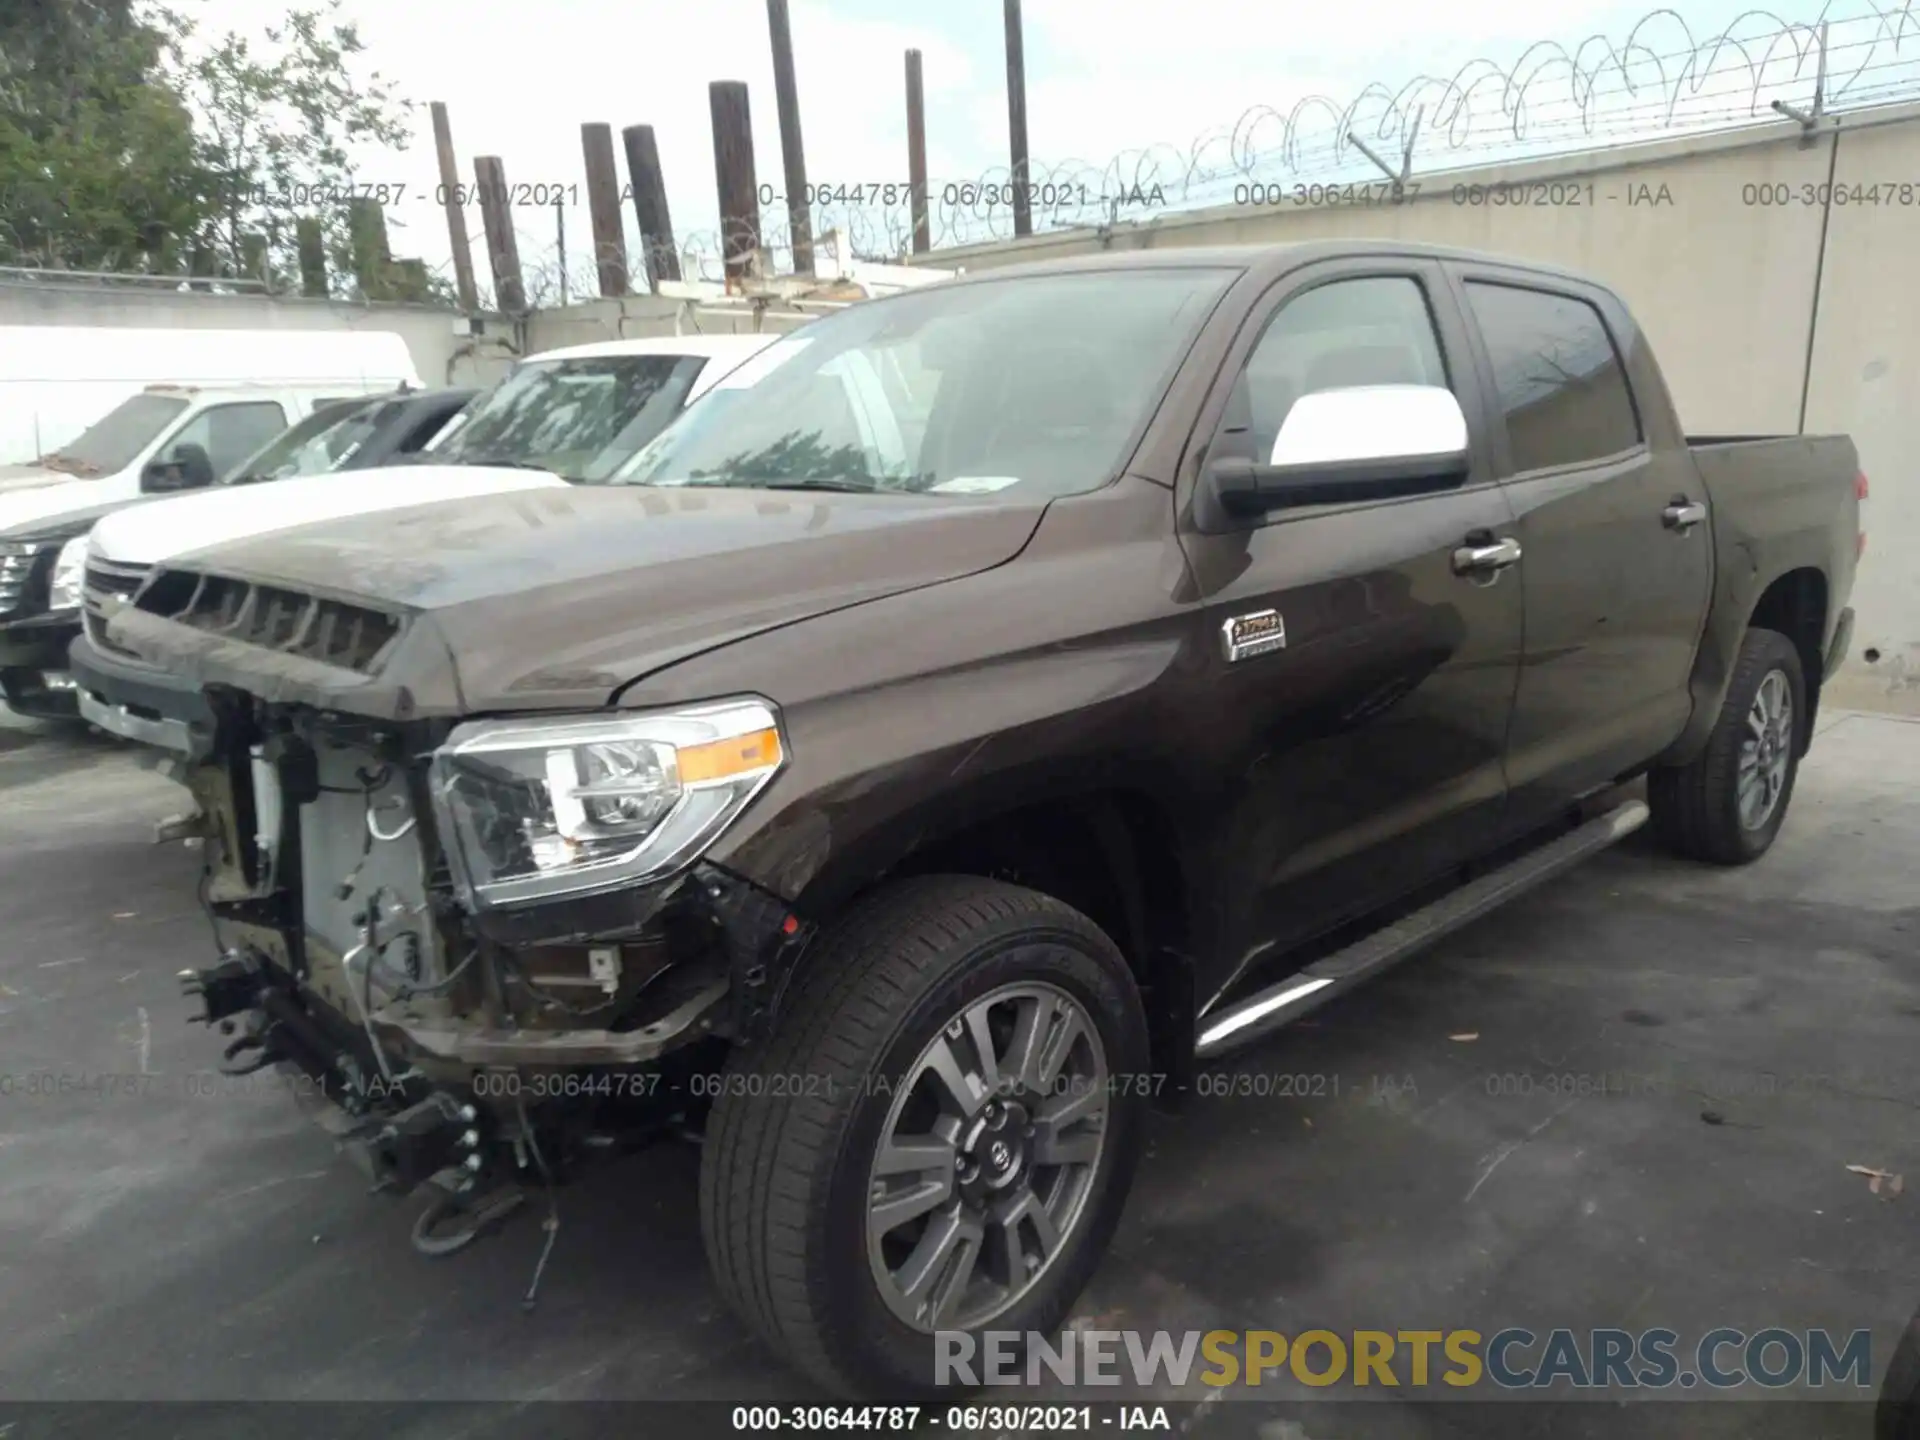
[{"left": 1206, "top": 385, "right": 1471, "bottom": 518}]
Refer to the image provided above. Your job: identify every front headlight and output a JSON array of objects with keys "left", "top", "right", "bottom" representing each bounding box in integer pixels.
[
  {"left": 49, "top": 534, "right": 90, "bottom": 613},
  {"left": 429, "top": 697, "right": 785, "bottom": 909}
]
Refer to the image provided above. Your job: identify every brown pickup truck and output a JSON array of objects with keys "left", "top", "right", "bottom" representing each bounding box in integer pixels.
[{"left": 114, "top": 241, "right": 1863, "bottom": 1399}]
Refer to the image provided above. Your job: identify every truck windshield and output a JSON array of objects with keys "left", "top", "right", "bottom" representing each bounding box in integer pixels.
[
  {"left": 613, "top": 269, "right": 1236, "bottom": 499},
  {"left": 431, "top": 354, "right": 708, "bottom": 482},
  {"left": 37, "top": 393, "right": 191, "bottom": 477},
  {"left": 221, "top": 397, "right": 386, "bottom": 485}
]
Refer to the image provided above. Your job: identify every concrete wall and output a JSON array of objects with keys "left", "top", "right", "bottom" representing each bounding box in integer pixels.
[
  {"left": 922, "top": 102, "right": 1920, "bottom": 707},
  {"left": 523, "top": 293, "right": 817, "bottom": 353},
  {"left": 1801, "top": 114, "right": 1920, "bottom": 710},
  {"left": 0, "top": 279, "right": 521, "bottom": 390}
]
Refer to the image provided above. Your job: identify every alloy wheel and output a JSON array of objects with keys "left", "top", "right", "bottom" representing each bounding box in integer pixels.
[
  {"left": 865, "top": 979, "right": 1109, "bottom": 1332},
  {"left": 1737, "top": 668, "right": 1794, "bottom": 830}
]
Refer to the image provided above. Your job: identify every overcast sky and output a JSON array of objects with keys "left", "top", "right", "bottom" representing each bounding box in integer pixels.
[{"left": 174, "top": 0, "right": 1898, "bottom": 296}]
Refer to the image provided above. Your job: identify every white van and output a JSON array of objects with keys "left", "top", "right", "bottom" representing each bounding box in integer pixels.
[
  {"left": 0, "top": 326, "right": 420, "bottom": 492},
  {"left": 65, "top": 334, "right": 784, "bottom": 749}
]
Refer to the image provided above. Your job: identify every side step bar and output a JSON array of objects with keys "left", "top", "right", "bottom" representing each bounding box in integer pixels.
[{"left": 1195, "top": 799, "right": 1649, "bottom": 1060}]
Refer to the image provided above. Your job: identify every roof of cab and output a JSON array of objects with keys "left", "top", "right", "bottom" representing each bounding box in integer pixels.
[{"left": 924, "top": 239, "right": 1609, "bottom": 292}]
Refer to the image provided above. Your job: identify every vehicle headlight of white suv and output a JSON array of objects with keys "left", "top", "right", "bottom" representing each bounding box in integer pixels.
[{"left": 49, "top": 534, "right": 90, "bottom": 614}]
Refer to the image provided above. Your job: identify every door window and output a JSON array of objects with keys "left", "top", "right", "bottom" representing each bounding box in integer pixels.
[
  {"left": 399, "top": 405, "right": 462, "bottom": 453},
  {"left": 1462, "top": 282, "right": 1640, "bottom": 473},
  {"left": 1224, "top": 276, "right": 1450, "bottom": 465},
  {"left": 220, "top": 398, "right": 391, "bottom": 484},
  {"left": 164, "top": 401, "right": 290, "bottom": 479}
]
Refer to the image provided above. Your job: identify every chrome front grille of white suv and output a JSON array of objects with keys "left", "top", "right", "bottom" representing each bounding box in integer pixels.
[
  {"left": 82, "top": 557, "right": 153, "bottom": 658},
  {"left": 0, "top": 539, "right": 56, "bottom": 617}
]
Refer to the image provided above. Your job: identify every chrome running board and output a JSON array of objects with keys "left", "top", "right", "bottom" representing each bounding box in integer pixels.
[{"left": 1194, "top": 800, "right": 1649, "bottom": 1060}]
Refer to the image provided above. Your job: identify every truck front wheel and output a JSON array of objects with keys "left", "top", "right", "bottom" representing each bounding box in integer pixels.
[
  {"left": 698, "top": 875, "right": 1150, "bottom": 1399},
  {"left": 1649, "top": 626, "right": 1807, "bottom": 865}
]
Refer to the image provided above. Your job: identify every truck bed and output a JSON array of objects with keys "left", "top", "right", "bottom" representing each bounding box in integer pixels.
[
  {"left": 1687, "top": 432, "right": 1844, "bottom": 446},
  {"left": 1686, "top": 433, "right": 1857, "bottom": 571},
  {"left": 1681, "top": 430, "right": 1861, "bottom": 718}
]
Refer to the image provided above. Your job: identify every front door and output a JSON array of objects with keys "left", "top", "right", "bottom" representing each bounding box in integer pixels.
[{"left": 1174, "top": 259, "right": 1525, "bottom": 1014}]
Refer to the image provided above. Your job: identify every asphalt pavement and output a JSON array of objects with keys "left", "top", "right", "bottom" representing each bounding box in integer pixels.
[{"left": 0, "top": 704, "right": 1915, "bottom": 1439}]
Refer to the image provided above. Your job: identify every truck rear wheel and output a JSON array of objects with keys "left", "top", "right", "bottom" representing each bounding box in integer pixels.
[
  {"left": 1649, "top": 626, "right": 1806, "bottom": 865},
  {"left": 699, "top": 875, "right": 1150, "bottom": 1399}
]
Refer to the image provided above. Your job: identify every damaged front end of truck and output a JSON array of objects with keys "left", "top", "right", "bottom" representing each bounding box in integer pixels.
[{"left": 109, "top": 565, "right": 815, "bottom": 1260}]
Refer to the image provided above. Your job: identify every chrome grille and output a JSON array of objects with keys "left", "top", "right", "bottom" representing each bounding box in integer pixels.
[
  {"left": 0, "top": 540, "right": 56, "bottom": 618},
  {"left": 136, "top": 569, "right": 403, "bottom": 675},
  {"left": 83, "top": 558, "right": 152, "bottom": 658}
]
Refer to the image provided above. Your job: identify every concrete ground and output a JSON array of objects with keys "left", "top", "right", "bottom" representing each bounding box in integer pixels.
[{"left": 0, "top": 705, "right": 1915, "bottom": 1439}]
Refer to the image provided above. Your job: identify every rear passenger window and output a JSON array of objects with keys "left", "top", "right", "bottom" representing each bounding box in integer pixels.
[
  {"left": 1463, "top": 282, "right": 1640, "bottom": 472},
  {"left": 1225, "top": 276, "right": 1450, "bottom": 465}
]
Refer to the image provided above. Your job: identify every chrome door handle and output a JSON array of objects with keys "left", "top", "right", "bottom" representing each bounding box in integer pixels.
[
  {"left": 1452, "top": 536, "right": 1523, "bottom": 575},
  {"left": 1663, "top": 500, "right": 1707, "bottom": 531}
]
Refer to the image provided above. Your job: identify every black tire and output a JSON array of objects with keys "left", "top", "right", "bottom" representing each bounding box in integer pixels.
[
  {"left": 1648, "top": 626, "right": 1806, "bottom": 865},
  {"left": 1878, "top": 1307, "right": 1920, "bottom": 1440},
  {"left": 699, "top": 874, "right": 1150, "bottom": 1400}
]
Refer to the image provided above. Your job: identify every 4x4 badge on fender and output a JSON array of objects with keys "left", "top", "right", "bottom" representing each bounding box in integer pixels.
[{"left": 1222, "top": 608, "right": 1286, "bottom": 663}]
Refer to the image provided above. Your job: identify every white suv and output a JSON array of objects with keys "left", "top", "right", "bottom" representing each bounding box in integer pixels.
[{"left": 69, "top": 334, "right": 783, "bottom": 755}]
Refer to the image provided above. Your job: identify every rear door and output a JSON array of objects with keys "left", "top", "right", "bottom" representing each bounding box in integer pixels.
[
  {"left": 1448, "top": 266, "right": 1712, "bottom": 824},
  {"left": 1175, "top": 258, "right": 1525, "bottom": 1008}
]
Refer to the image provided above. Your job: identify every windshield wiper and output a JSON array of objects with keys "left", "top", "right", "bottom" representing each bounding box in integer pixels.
[
  {"left": 450, "top": 453, "right": 556, "bottom": 473},
  {"left": 743, "top": 479, "right": 877, "bottom": 494}
]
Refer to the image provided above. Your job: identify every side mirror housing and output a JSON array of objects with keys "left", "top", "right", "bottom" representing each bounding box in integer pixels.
[
  {"left": 1205, "top": 385, "right": 1470, "bottom": 519},
  {"left": 142, "top": 442, "right": 216, "bottom": 494}
]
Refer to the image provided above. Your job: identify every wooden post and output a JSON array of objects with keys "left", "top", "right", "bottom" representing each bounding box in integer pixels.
[
  {"left": 621, "top": 124, "right": 681, "bottom": 289},
  {"left": 1003, "top": 0, "right": 1032, "bottom": 238},
  {"left": 347, "top": 196, "right": 391, "bottom": 298},
  {"left": 295, "top": 217, "right": 327, "bottom": 297},
  {"left": 474, "top": 155, "right": 526, "bottom": 314},
  {"left": 429, "top": 102, "right": 480, "bottom": 311},
  {"left": 765, "top": 0, "right": 812, "bottom": 275},
  {"left": 709, "top": 80, "right": 761, "bottom": 285},
  {"left": 239, "top": 231, "right": 269, "bottom": 286},
  {"left": 388, "top": 258, "right": 432, "bottom": 304},
  {"left": 581, "top": 122, "right": 630, "bottom": 297},
  {"left": 905, "top": 49, "right": 930, "bottom": 255}
]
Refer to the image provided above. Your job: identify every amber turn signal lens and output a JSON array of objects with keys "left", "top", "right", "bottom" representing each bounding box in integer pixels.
[{"left": 676, "top": 727, "right": 784, "bottom": 784}]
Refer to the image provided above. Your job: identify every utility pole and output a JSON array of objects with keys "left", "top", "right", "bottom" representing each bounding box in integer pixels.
[
  {"left": 1004, "top": 0, "right": 1033, "bottom": 237},
  {"left": 766, "top": 0, "right": 814, "bottom": 275},
  {"left": 906, "top": 49, "right": 930, "bottom": 254}
]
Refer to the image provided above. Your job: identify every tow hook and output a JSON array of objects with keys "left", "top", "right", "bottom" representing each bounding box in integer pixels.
[
  {"left": 219, "top": 1029, "right": 282, "bottom": 1076},
  {"left": 410, "top": 1185, "right": 528, "bottom": 1257}
]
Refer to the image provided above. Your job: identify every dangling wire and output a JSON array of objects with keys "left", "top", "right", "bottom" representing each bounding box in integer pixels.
[{"left": 515, "top": 1092, "right": 562, "bottom": 1311}]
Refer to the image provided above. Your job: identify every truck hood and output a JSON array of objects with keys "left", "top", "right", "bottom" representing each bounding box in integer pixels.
[
  {"left": 0, "top": 464, "right": 88, "bottom": 495},
  {"left": 89, "top": 465, "right": 571, "bottom": 567},
  {"left": 0, "top": 484, "right": 136, "bottom": 540},
  {"left": 109, "top": 485, "right": 1047, "bottom": 717}
]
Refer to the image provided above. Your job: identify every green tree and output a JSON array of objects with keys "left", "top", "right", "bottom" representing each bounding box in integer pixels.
[
  {"left": 2, "top": 1, "right": 448, "bottom": 303},
  {"left": 0, "top": 0, "right": 212, "bottom": 270},
  {"left": 160, "top": 0, "right": 418, "bottom": 297}
]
